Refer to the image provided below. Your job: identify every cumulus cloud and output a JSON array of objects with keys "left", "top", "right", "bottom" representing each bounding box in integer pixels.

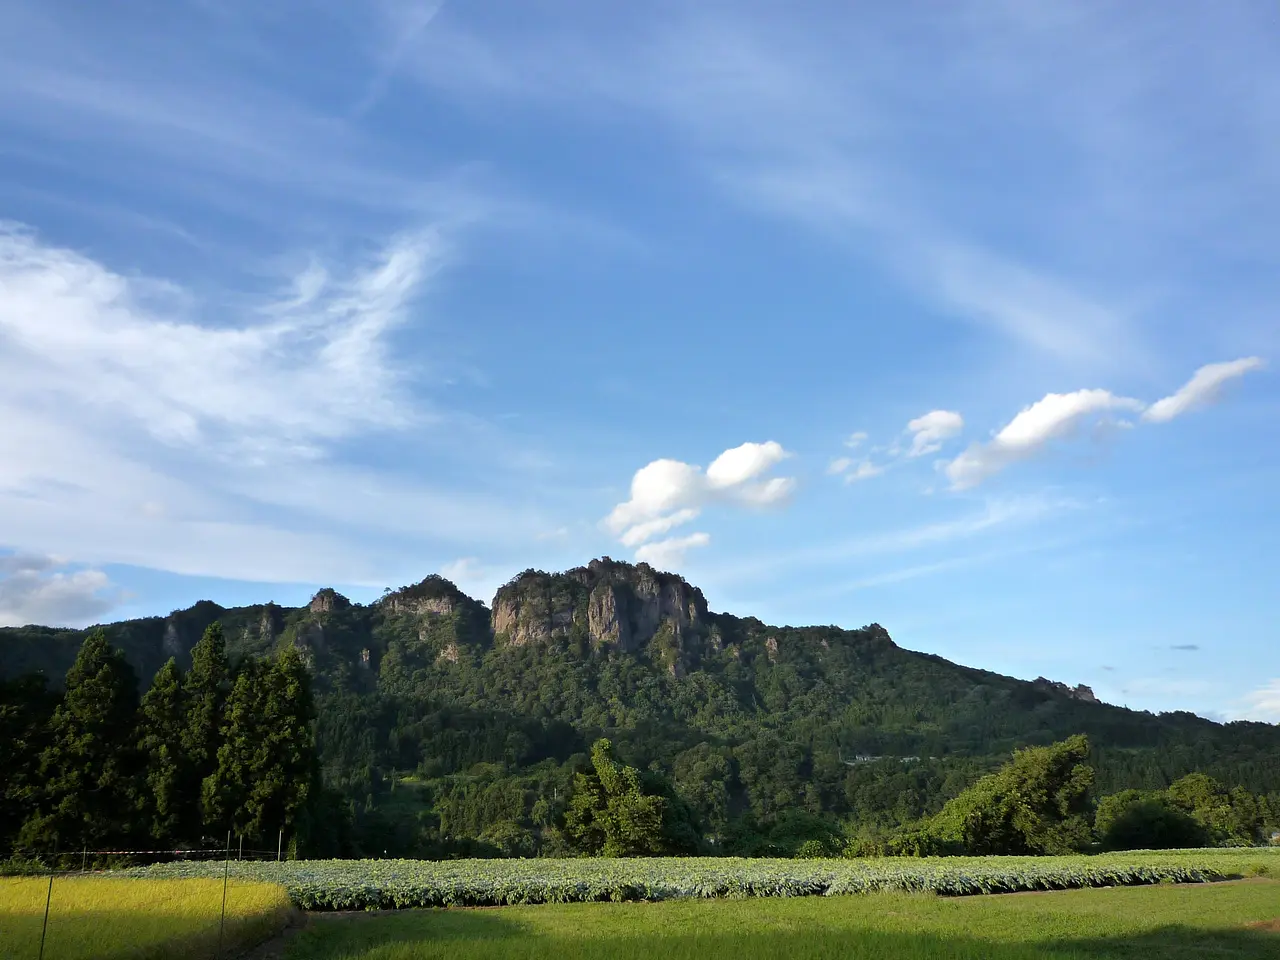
[
  {"left": 604, "top": 441, "right": 794, "bottom": 565},
  {"left": 0, "top": 554, "right": 119, "bottom": 627},
  {"left": 705, "top": 440, "right": 791, "bottom": 489},
  {"left": 1142, "top": 357, "right": 1265, "bottom": 423},
  {"left": 1239, "top": 679, "right": 1280, "bottom": 723},
  {"left": 634, "top": 533, "right": 711, "bottom": 569},
  {"left": 906, "top": 410, "right": 964, "bottom": 457},
  {"left": 844, "top": 431, "right": 868, "bottom": 449},
  {"left": 944, "top": 357, "right": 1265, "bottom": 488},
  {"left": 946, "top": 389, "right": 1145, "bottom": 489}
]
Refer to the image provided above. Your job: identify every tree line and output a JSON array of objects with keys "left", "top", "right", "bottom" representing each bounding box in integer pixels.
[
  {"left": 4, "top": 626, "right": 1279, "bottom": 861},
  {"left": 1, "top": 624, "right": 316, "bottom": 856},
  {"left": 562, "top": 734, "right": 1280, "bottom": 858}
]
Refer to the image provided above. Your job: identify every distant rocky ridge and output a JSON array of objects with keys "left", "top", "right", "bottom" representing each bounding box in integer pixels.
[{"left": 0, "top": 558, "right": 1100, "bottom": 707}]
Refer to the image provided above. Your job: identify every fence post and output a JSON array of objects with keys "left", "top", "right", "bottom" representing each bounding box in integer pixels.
[
  {"left": 218, "top": 829, "right": 230, "bottom": 958},
  {"left": 81, "top": 846, "right": 88, "bottom": 873},
  {"left": 277, "top": 829, "right": 283, "bottom": 862},
  {"left": 238, "top": 835, "right": 243, "bottom": 861},
  {"left": 37, "top": 872, "right": 53, "bottom": 960}
]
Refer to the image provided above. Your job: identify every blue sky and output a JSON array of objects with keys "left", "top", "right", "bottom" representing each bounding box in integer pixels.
[{"left": 0, "top": 1, "right": 1276, "bottom": 722}]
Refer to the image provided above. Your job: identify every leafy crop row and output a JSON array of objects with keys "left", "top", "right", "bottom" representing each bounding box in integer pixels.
[{"left": 121, "top": 849, "right": 1278, "bottom": 911}]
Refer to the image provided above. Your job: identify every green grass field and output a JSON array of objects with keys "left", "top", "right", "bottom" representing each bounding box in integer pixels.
[
  {"left": 0, "top": 876, "right": 293, "bottom": 960},
  {"left": 281, "top": 880, "right": 1280, "bottom": 960}
]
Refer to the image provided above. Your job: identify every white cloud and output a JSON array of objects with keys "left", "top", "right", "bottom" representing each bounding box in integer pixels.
[
  {"left": 944, "top": 358, "right": 1266, "bottom": 488},
  {"left": 0, "top": 223, "right": 559, "bottom": 588},
  {"left": 906, "top": 410, "right": 964, "bottom": 457},
  {"left": 1142, "top": 357, "right": 1265, "bottom": 423},
  {"left": 633, "top": 532, "right": 711, "bottom": 570},
  {"left": 828, "top": 412, "right": 959, "bottom": 482},
  {"left": 844, "top": 431, "right": 868, "bottom": 449},
  {"left": 946, "top": 389, "right": 1144, "bottom": 489},
  {"left": 827, "top": 457, "right": 854, "bottom": 475},
  {"left": 843, "top": 460, "right": 885, "bottom": 483},
  {"left": 1239, "top": 679, "right": 1280, "bottom": 723},
  {"left": 0, "top": 554, "right": 118, "bottom": 627},
  {"left": 705, "top": 440, "right": 791, "bottom": 489},
  {"left": 604, "top": 459, "right": 706, "bottom": 536},
  {"left": 0, "top": 223, "right": 440, "bottom": 454},
  {"left": 618, "top": 508, "right": 701, "bottom": 548},
  {"left": 604, "top": 441, "right": 794, "bottom": 557}
]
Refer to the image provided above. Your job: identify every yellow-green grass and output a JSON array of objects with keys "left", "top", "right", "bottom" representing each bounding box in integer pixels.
[
  {"left": 283, "top": 879, "right": 1280, "bottom": 960},
  {"left": 0, "top": 876, "right": 293, "bottom": 960}
]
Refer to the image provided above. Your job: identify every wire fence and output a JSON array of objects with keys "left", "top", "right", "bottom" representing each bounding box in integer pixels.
[{"left": 2, "top": 833, "right": 295, "bottom": 960}]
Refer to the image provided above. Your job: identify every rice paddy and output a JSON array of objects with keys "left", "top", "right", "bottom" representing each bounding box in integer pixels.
[{"left": 0, "top": 876, "right": 293, "bottom": 960}]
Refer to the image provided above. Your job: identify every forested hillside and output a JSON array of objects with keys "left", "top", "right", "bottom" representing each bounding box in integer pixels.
[{"left": 3, "top": 557, "right": 1278, "bottom": 857}]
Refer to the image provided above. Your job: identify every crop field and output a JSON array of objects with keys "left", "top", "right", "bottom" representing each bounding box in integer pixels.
[
  {"left": 122, "top": 848, "right": 1279, "bottom": 910},
  {"left": 0, "top": 876, "right": 293, "bottom": 960},
  {"left": 277, "top": 879, "right": 1280, "bottom": 959}
]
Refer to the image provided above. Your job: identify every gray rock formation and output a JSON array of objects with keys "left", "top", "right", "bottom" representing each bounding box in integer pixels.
[{"left": 491, "top": 557, "right": 710, "bottom": 663}]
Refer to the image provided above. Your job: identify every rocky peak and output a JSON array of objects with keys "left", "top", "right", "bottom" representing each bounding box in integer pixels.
[
  {"left": 379, "top": 574, "right": 488, "bottom": 621},
  {"left": 1033, "top": 677, "right": 1099, "bottom": 703},
  {"left": 309, "top": 588, "right": 351, "bottom": 614},
  {"left": 491, "top": 557, "right": 711, "bottom": 658}
]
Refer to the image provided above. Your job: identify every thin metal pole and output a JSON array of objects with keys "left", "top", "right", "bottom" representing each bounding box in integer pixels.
[
  {"left": 37, "top": 873, "right": 53, "bottom": 960},
  {"left": 218, "top": 829, "right": 230, "bottom": 958},
  {"left": 238, "top": 835, "right": 242, "bottom": 861},
  {"left": 81, "top": 846, "right": 87, "bottom": 873},
  {"left": 277, "top": 829, "right": 283, "bottom": 862}
]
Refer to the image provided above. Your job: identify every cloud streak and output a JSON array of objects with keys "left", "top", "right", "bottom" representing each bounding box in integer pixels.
[
  {"left": 1143, "top": 357, "right": 1265, "bottom": 424},
  {"left": 1238, "top": 679, "right": 1280, "bottom": 723},
  {"left": 0, "top": 221, "right": 556, "bottom": 588},
  {"left": 945, "top": 359, "right": 1264, "bottom": 488},
  {"left": 0, "top": 224, "right": 442, "bottom": 455}
]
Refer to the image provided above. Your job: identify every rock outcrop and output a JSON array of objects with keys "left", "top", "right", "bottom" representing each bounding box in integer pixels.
[
  {"left": 309, "top": 588, "right": 351, "bottom": 614},
  {"left": 1033, "top": 677, "right": 1100, "bottom": 703},
  {"left": 491, "top": 558, "right": 711, "bottom": 666},
  {"left": 380, "top": 574, "right": 483, "bottom": 619}
]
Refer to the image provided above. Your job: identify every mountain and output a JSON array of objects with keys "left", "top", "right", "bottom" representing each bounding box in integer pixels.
[{"left": 3, "top": 557, "right": 1278, "bottom": 857}]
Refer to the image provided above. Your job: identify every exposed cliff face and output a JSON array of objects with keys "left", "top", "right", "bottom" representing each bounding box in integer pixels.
[
  {"left": 309, "top": 588, "right": 351, "bottom": 614},
  {"left": 491, "top": 557, "right": 710, "bottom": 666}
]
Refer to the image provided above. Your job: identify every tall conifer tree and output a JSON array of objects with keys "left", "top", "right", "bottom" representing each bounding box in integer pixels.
[
  {"left": 19, "top": 630, "right": 140, "bottom": 850},
  {"left": 182, "top": 621, "right": 228, "bottom": 837},
  {"left": 137, "top": 658, "right": 185, "bottom": 843},
  {"left": 202, "top": 647, "right": 317, "bottom": 843}
]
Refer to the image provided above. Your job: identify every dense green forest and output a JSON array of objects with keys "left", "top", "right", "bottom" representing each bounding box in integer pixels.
[{"left": 2, "top": 558, "right": 1279, "bottom": 858}]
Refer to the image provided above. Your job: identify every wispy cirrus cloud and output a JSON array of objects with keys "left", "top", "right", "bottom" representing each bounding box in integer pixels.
[
  {"left": 0, "top": 223, "right": 440, "bottom": 455},
  {"left": 829, "top": 409, "right": 965, "bottom": 483},
  {"left": 0, "top": 222, "right": 556, "bottom": 587},
  {"left": 1239, "top": 679, "right": 1280, "bottom": 723}
]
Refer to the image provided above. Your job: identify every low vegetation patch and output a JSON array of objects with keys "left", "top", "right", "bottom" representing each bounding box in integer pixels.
[
  {"left": 124, "top": 848, "right": 1279, "bottom": 910},
  {"left": 278, "top": 880, "right": 1280, "bottom": 960},
  {"left": 0, "top": 876, "right": 293, "bottom": 960}
]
